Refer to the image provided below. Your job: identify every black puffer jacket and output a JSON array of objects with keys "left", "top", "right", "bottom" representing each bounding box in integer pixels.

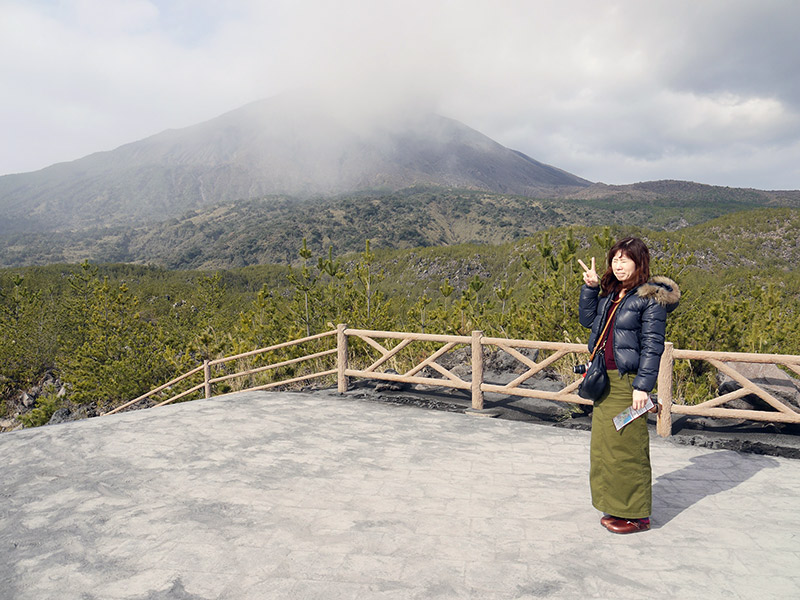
[{"left": 579, "top": 276, "right": 680, "bottom": 392}]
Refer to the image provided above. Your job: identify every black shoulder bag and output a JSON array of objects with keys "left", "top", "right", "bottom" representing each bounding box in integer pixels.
[{"left": 578, "top": 297, "right": 622, "bottom": 401}]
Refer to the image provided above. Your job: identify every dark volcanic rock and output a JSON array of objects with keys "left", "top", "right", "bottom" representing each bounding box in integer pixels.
[{"left": 716, "top": 362, "right": 800, "bottom": 412}]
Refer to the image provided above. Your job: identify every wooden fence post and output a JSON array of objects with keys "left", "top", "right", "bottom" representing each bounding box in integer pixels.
[
  {"left": 337, "top": 324, "right": 349, "bottom": 393},
  {"left": 203, "top": 360, "right": 212, "bottom": 399},
  {"left": 471, "top": 330, "right": 484, "bottom": 410},
  {"left": 657, "top": 342, "right": 674, "bottom": 437}
]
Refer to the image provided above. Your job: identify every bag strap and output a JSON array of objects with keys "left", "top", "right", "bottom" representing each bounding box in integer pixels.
[{"left": 589, "top": 295, "right": 623, "bottom": 361}]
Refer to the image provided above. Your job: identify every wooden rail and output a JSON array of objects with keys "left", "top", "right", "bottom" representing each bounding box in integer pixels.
[
  {"left": 105, "top": 330, "right": 338, "bottom": 415},
  {"left": 110, "top": 325, "right": 800, "bottom": 437},
  {"left": 655, "top": 343, "right": 800, "bottom": 436}
]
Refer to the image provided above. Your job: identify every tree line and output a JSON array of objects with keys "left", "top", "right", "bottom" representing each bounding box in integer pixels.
[{"left": 2, "top": 226, "right": 799, "bottom": 428}]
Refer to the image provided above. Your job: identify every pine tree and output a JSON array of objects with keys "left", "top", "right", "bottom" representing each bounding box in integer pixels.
[
  {"left": 59, "top": 277, "right": 172, "bottom": 410},
  {"left": 0, "top": 275, "right": 57, "bottom": 402}
]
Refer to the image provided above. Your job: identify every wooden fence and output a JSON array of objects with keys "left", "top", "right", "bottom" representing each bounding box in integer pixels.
[
  {"left": 658, "top": 344, "right": 800, "bottom": 435},
  {"left": 107, "top": 325, "right": 800, "bottom": 437}
]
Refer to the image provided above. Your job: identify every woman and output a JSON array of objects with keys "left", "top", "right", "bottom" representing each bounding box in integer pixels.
[{"left": 578, "top": 237, "right": 679, "bottom": 534}]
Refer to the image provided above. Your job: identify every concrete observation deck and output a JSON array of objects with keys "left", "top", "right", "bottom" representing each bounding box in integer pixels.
[{"left": 1, "top": 390, "right": 799, "bottom": 599}]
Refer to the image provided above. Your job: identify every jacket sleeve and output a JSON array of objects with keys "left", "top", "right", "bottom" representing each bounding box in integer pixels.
[
  {"left": 632, "top": 299, "right": 668, "bottom": 392},
  {"left": 579, "top": 285, "right": 600, "bottom": 329}
]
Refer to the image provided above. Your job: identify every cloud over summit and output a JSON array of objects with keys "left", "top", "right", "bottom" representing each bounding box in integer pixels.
[{"left": 2, "top": 0, "right": 799, "bottom": 189}]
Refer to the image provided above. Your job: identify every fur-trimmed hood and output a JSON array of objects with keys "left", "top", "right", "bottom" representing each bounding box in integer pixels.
[{"left": 636, "top": 275, "right": 680, "bottom": 312}]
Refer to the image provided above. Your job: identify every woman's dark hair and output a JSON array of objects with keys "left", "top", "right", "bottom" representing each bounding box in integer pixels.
[{"left": 600, "top": 237, "right": 650, "bottom": 296}]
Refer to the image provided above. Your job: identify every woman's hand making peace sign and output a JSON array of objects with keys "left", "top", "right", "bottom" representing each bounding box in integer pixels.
[{"left": 577, "top": 257, "right": 599, "bottom": 288}]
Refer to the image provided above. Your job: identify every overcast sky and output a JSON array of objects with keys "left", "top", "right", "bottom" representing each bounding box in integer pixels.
[{"left": 2, "top": 0, "right": 799, "bottom": 189}]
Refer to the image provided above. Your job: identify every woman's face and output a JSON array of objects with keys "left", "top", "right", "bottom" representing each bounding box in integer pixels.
[{"left": 611, "top": 251, "right": 636, "bottom": 285}]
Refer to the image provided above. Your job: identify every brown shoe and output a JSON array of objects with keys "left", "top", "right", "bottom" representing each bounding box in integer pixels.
[
  {"left": 605, "top": 518, "right": 651, "bottom": 534},
  {"left": 600, "top": 514, "right": 621, "bottom": 529}
]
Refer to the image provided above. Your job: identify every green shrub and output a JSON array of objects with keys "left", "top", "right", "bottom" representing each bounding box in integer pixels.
[{"left": 18, "top": 389, "right": 63, "bottom": 428}]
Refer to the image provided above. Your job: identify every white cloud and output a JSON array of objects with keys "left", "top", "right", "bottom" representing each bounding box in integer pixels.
[{"left": 1, "top": 0, "right": 799, "bottom": 189}]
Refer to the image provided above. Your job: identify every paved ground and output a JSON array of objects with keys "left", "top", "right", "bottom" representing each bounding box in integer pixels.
[{"left": 1, "top": 391, "right": 799, "bottom": 600}]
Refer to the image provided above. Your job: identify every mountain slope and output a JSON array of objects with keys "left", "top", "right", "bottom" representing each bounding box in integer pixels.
[
  {"left": 2, "top": 186, "right": 799, "bottom": 270},
  {"left": 0, "top": 95, "right": 590, "bottom": 234}
]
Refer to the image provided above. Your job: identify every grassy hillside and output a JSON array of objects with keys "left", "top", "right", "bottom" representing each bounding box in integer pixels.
[{"left": 367, "top": 207, "right": 800, "bottom": 296}]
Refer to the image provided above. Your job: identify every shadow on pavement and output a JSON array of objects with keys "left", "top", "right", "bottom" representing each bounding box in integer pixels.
[{"left": 652, "top": 449, "right": 779, "bottom": 527}]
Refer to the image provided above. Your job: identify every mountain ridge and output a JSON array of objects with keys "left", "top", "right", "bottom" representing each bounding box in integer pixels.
[
  {"left": 3, "top": 95, "right": 800, "bottom": 269},
  {"left": 0, "top": 96, "right": 590, "bottom": 234}
]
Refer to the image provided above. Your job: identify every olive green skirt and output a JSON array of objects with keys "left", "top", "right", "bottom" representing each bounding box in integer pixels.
[{"left": 589, "top": 370, "right": 652, "bottom": 519}]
